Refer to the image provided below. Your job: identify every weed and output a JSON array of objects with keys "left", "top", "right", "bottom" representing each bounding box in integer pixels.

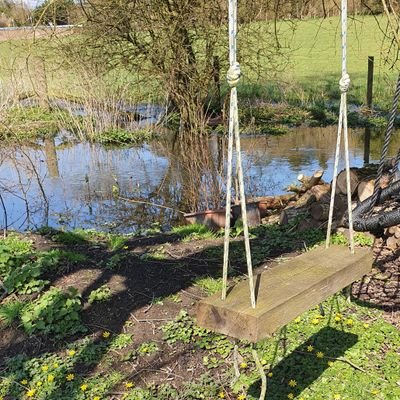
[
  {"left": 354, "top": 233, "right": 374, "bottom": 247},
  {"left": 161, "top": 310, "right": 209, "bottom": 345},
  {"left": 107, "top": 234, "right": 128, "bottom": 251},
  {"left": 20, "top": 286, "right": 85, "bottom": 338},
  {"left": 137, "top": 342, "right": 159, "bottom": 356},
  {"left": 98, "top": 128, "right": 154, "bottom": 145},
  {"left": 110, "top": 334, "right": 133, "bottom": 350},
  {"left": 88, "top": 285, "right": 112, "bottom": 304},
  {"left": 172, "top": 224, "right": 218, "bottom": 241},
  {"left": 194, "top": 276, "right": 223, "bottom": 295},
  {"left": 0, "top": 299, "right": 26, "bottom": 327},
  {"left": 104, "top": 253, "right": 127, "bottom": 270}
]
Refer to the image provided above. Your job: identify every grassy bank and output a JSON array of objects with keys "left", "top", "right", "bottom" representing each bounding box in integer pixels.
[
  {"left": 0, "top": 225, "right": 399, "bottom": 399},
  {"left": 0, "top": 16, "right": 397, "bottom": 107}
]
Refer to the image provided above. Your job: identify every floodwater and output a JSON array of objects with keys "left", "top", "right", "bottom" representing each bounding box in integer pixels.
[{"left": 0, "top": 126, "right": 399, "bottom": 233}]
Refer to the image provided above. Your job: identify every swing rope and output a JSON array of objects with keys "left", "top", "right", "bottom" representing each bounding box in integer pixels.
[
  {"left": 326, "top": 0, "right": 355, "bottom": 253},
  {"left": 221, "top": 0, "right": 256, "bottom": 308}
]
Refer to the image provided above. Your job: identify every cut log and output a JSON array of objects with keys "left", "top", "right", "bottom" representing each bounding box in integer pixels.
[
  {"left": 287, "top": 169, "right": 325, "bottom": 194},
  {"left": 307, "top": 184, "right": 331, "bottom": 201},
  {"left": 279, "top": 206, "right": 308, "bottom": 225},
  {"left": 310, "top": 202, "right": 330, "bottom": 221},
  {"left": 297, "top": 169, "right": 324, "bottom": 190},
  {"left": 336, "top": 168, "right": 363, "bottom": 196},
  {"left": 251, "top": 194, "right": 297, "bottom": 218},
  {"left": 357, "top": 180, "right": 374, "bottom": 202},
  {"left": 386, "top": 236, "right": 399, "bottom": 250},
  {"left": 310, "top": 193, "right": 347, "bottom": 222},
  {"left": 357, "top": 175, "right": 390, "bottom": 202}
]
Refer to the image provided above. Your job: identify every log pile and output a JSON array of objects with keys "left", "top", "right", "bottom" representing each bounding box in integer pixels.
[
  {"left": 275, "top": 159, "right": 398, "bottom": 232},
  {"left": 384, "top": 225, "right": 400, "bottom": 250}
]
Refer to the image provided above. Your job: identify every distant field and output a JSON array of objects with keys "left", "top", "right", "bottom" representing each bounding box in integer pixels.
[
  {"left": 0, "top": 26, "right": 75, "bottom": 42},
  {"left": 0, "top": 15, "right": 397, "bottom": 108}
]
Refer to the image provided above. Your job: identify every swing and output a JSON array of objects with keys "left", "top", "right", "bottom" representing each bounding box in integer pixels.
[{"left": 196, "top": 0, "right": 377, "bottom": 343}]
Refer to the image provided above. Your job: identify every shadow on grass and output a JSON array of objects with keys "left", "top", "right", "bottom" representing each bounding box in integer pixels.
[
  {"left": 249, "top": 327, "right": 359, "bottom": 399},
  {"left": 0, "top": 224, "right": 326, "bottom": 399}
]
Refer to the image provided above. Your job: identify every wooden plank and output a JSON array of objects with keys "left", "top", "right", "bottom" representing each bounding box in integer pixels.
[{"left": 196, "top": 245, "right": 373, "bottom": 342}]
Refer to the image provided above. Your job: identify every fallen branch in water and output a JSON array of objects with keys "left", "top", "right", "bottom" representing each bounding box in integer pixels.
[{"left": 117, "top": 196, "right": 185, "bottom": 214}]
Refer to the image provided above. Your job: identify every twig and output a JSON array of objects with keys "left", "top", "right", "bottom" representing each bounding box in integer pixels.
[
  {"left": 232, "top": 344, "right": 240, "bottom": 384},
  {"left": 131, "top": 314, "right": 172, "bottom": 323},
  {"left": 294, "top": 351, "right": 371, "bottom": 374},
  {"left": 118, "top": 196, "right": 185, "bottom": 214},
  {"left": 0, "top": 193, "right": 7, "bottom": 238},
  {"left": 252, "top": 347, "right": 267, "bottom": 400}
]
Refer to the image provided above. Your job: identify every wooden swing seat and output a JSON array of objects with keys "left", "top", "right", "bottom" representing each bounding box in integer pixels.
[{"left": 196, "top": 245, "right": 373, "bottom": 342}]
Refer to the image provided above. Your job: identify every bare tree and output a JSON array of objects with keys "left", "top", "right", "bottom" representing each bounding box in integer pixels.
[{"left": 75, "top": 0, "right": 290, "bottom": 133}]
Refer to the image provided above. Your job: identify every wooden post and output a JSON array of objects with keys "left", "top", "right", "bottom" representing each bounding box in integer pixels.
[
  {"left": 366, "top": 56, "right": 374, "bottom": 109},
  {"left": 364, "top": 56, "right": 374, "bottom": 164}
]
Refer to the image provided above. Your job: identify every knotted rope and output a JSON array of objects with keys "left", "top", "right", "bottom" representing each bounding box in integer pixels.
[
  {"left": 222, "top": 0, "right": 256, "bottom": 308},
  {"left": 326, "top": 0, "right": 355, "bottom": 253}
]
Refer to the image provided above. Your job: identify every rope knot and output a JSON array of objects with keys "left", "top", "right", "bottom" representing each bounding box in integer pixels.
[
  {"left": 227, "top": 62, "right": 241, "bottom": 88},
  {"left": 339, "top": 73, "right": 351, "bottom": 93}
]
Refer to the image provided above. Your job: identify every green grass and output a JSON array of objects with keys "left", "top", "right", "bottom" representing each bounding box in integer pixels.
[
  {"left": 0, "top": 15, "right": 397, "bottom": 111},
  {"left": 172, "top": 223, "right": 219, "bottom": 241},
  {"left": 237, "top": 15, "right": 397, "bottom": 108}
]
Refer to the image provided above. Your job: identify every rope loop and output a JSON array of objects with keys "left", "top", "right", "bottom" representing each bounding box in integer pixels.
[
  {"left": 227, "top": 62, "right": 241, "bottom": 88},
  {"left": 339, "top": 73, "right": 351, "bottom": 93}
]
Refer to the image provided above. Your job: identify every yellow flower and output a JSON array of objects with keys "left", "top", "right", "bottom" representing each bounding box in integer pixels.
[
  {"left": 36, "top": 381, "right": 42, "bottom": 387},
  {"left": 237, "top": 395, "right": 246, "bottom": 400},
  {"left": 311, "top": 318, "right": 319, "bottom": 325},
  {"left": 371, "top": 389, "right": 379, "bottom": 395},
  {"left": 66, "top": 373, "right": 75, "bottom": 381},
  {"left": 239, "top": 362, "right": 247, "bottom": 369},
  {"left": 288, "top": 379, "right": 297, "bottom": 387},
  {"left": 307, "top": 345, "right": 314, "bottom": 352},
  {"left": 218, "top": 392, "right": 225, "bottom": 399},
  {"left": 125, "top": 381, "right": 134, "bottom": 389},
  {"left": 363, "top": 323, "right": 370, "bottom": 329},
  {"left": 333, "top": 395, "right": 341, "bottom": 400},
  {"left": 336, "top": 313, "right": 342, "bottom": 318},
  {"left": 267, "top": 372, "right": 273, "bottom": 378},
  {"left": 68, "top": 350, "right": 76, "bottom": 357},
  {"left": 261, "top": 359, "right": 267, "bottom": 366},
  {"left": 294, "top": 317, "right": 301, "bottom": 323},
  {"left": 41, "top": 365, "right": 49, "bottom": 372},
  {"left": 346, "top": 318, "right": 353, "bottom": 326},
  {"left": 123, "top": 246, "right": 129, "bottom": 250},
  {"left": 316, "top": 351, "right": 324, "bottom": 358},
  {"left": 47, "top": 375, "right": 55, "bottom": 383},
  {"left": 80, "top": 384, "right": 88, "bottom": 392},
  {"left": 93, "top": 397, "right": 101, "bottom": 400},
  {"left": 26, "top": 389, "right": 36, "bottom": 398},
  {"left": 20, "top": 379, "right": 28, "bottom": 385},
  {"left": 53, "top": 363, "right": 59, "bottom": 368},
  {"left": 102, "top": 331, "right": 111, "bottom": 339},
  {"left": 328, "top": 361, "right": 334, "bottom": 367},
  {"left": 288, "top": 394, "right": 294, "bottom": 399},
  {"left": 335, "top": 314, "right": 342, "bottom": 322}
]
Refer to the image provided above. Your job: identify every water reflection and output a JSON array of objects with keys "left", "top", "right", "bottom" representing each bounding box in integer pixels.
[{"left": 0, "top": 126, "right": 399, "bottom": 233}]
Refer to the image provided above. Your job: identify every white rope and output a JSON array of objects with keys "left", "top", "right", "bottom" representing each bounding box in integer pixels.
[
  {"left": 222, "top": 0, "right": 256, "bottom": 308},
  {"left": 326, "top": 0, "right": 355, "bottom": 253}
]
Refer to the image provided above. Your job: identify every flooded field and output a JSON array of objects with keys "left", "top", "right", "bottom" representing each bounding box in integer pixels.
[{"left": 0, "top": 126, "right": 399, "bottom": 233}]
